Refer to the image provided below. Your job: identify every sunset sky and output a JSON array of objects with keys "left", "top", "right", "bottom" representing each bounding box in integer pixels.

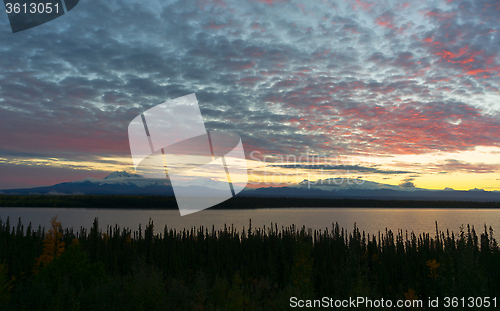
[{"left": 1, "top": 0, "right": 500, "bottom": 191}]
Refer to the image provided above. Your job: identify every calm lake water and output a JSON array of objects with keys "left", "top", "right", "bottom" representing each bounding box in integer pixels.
[{"left": 1, "top": 207, "right": 500, "bottom": 237}]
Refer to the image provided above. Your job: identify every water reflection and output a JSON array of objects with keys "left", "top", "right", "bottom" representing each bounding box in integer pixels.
[{"left": 0, "top": 207, "right": 499, "bottom": 237}]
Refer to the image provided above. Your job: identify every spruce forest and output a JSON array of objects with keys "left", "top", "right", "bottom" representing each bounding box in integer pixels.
[{"left": 0, "top": 216, "right": 499, "bottom": 310}]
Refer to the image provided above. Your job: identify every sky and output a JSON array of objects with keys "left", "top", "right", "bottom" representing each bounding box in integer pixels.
[{"left": 1, "top": 0, "right": 500, "bottom": 191}]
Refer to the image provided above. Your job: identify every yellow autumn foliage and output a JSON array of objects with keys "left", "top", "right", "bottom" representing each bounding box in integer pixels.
[
  {"left": 404, "top": 288, "right": 418, "bottom": 301},
  {"left": 33, "top": 216, "right": 65, "bottom": 274},
  {"left": 426, "top": 259, "right": 440, "bottom": 279}
]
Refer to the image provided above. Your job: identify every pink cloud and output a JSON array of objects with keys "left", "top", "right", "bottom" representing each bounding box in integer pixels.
[{"left": 284, "top": 101, "right": 500, "bottom": 155}]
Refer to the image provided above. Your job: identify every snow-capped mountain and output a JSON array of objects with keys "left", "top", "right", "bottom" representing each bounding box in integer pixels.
[
  {"left": 173, "top": 177, "right": 233, "bottom": 191},
  {"left": 293, "top": 178, "right": 422, "bottom": 192},
  {"left": 0, "top": 172, "right": 235, "bottom": 195},
  {"left": 0, "top": 171, "right": 173, "bottom": 195},
  {"left": 73, "top": 171, "right": 170, "bottom": 188}
]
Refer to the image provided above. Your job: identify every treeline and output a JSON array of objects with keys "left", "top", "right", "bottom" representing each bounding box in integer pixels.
[
  {"left": 1, "top": 194, "right": 500, "bottom": 208},
  {"left": 0, "top": 217, "right": 499, "bottom": 310},
  {"left": 0, "top": 195, "right": 178, "bottom": 208}
]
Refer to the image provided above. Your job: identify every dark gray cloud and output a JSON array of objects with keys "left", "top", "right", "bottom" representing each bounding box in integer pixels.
[
  {"left": 267, "top": 164, "right": 414, "bottom": 175},
  {"left": 0, "top": 0, "right": 499, "bottom": 180},
  {"left": 399, "top": 181, "right": 416, "bottom": 188}
]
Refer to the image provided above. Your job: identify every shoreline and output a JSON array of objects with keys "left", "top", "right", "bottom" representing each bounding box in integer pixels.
[{"left": 0, "top": 194, "right": 500, "bottom": 209}]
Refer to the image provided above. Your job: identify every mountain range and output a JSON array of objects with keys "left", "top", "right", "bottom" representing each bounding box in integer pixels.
[{"left": 1, "top": 171, "right": 500, "bottom": 202}]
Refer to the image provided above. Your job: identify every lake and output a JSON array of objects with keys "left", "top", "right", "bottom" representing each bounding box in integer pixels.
[{"left": 1, "top": 207, "right": 500, "bottom": 237}]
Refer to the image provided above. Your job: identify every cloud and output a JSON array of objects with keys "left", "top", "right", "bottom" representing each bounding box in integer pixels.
[
  {"left": 434, "top": 159, "right": 500, "bottom": 174},
  {"left": 399, "top": 181, "right": 415, "bottom": 188},
  {"left": 267, "top": 164, "right": 414, "bottom": 175}
]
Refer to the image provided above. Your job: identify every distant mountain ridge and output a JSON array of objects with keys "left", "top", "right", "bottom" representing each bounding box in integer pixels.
[
  {"left": 294, "top": 178, "right": 421, "bottom": 191},
  {"left": 1, "top": 171, "right": 500, "bottom": 202},
  {"left": 0, "top": 171, "right": 171, "bottom": 195}
]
